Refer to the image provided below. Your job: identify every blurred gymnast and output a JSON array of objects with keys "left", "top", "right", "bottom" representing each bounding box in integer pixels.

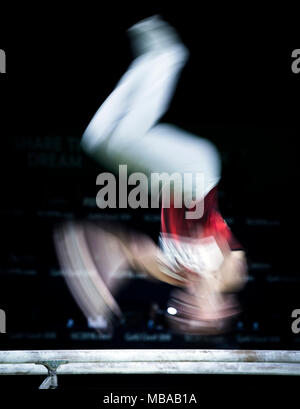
[{"left": 54, "top": 15, "right": 247, "bottom": 334}]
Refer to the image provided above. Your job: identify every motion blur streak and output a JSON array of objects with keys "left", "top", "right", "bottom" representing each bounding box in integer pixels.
[{"left": 54, "top": 16, "right": 247, "bottom": 335}]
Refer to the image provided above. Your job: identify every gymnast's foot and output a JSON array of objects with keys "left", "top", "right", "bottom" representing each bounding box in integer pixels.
[{"left": 127, "top": 15, "right": 186, "bottom": 57}]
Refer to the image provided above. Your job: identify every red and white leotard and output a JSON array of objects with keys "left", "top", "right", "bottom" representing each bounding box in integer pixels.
[
  {"left": 159, "top": 186, "right": 242, "bottom": 275},
  {"left": 161, "top": 186, "right": 242, "bottom": 250}
]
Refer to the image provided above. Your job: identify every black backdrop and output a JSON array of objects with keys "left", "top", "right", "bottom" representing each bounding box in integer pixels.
[{"left": 0, "top": 4, "right": 298, "bottom": 351}]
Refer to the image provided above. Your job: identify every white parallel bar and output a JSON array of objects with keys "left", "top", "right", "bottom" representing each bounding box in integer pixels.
[
  {"left": 0, "top": 362, "right": 300, "bottom": 376},
  {"left": 0, "top": 349, "right": 300, "bottom": 364},
  {"left": 0, "top": 364, "right": 47, "bottom": 375}
]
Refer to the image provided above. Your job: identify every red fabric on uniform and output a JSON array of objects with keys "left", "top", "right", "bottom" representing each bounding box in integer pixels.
[{"left": 160, "top": 186, "right": 242, "bottom": 250}]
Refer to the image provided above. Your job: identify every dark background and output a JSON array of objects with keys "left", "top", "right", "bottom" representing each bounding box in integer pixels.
[{"left": 0, "top": 4, "right": 298, "bottom": 351}]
